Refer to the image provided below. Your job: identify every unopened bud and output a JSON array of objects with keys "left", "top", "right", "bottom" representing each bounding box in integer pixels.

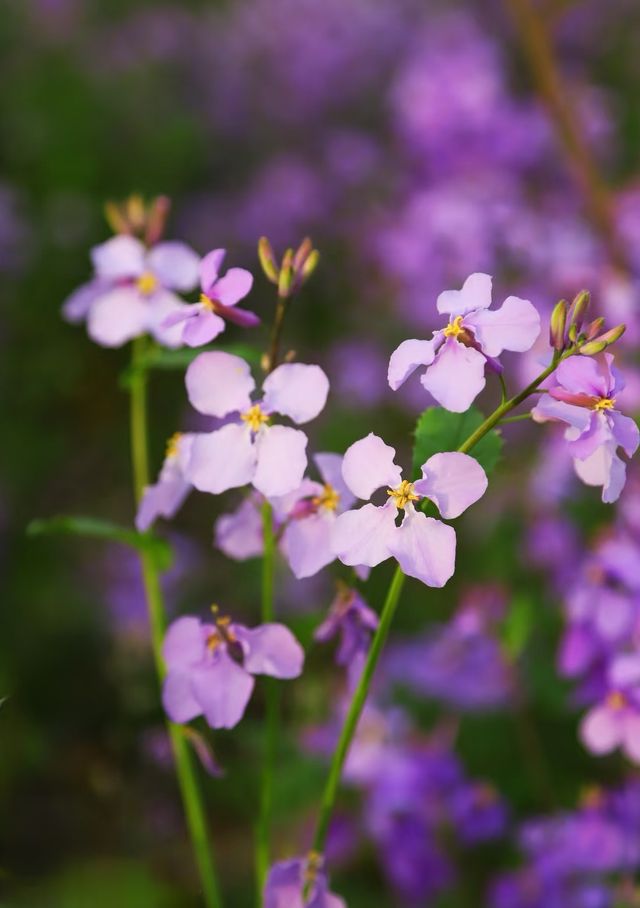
[
  {"left": 127, "top": 194, "right": 146, "bottom": 232},
  {"left": 549, "top": 299, "right": 568, "bottom": 351},
  {"left": 292, "top": 237, "right": 313, "bottom": 272},
  {"left": 579, "top": 323, "right": 626, "bottom": 356},
  {"left": 104, "top": 200, "right": 130, "bottom": 236},
  {"left": 584, "top": 316, "right": 605, "bottom": 341},
  {"left": 145, "top": 195, "right": 171, "bottom": 245},
  {"left": 258, "top": 237, "right": 278, "bottom": 283},
  {"left": 278, "top": 249, "right": 295, "bottom": 297},
  {"left": 300, "top": 248, "right": 320, "bottom": 282},
  {"left": 568, "top": 290, "right": 590, "bottom": 333}
]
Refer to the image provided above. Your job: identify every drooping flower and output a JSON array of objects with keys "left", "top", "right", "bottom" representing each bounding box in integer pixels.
[
  {"left": 264, "top": 854, "right": 345, "bottom": 908},
  {"left": 162, "top": 611, "right": 304, "bottom": 729},
  {"left": 185, "top": 352, "right": 329, "bottom": 497},
  {"left": 314, "top": 585, "right": 378, "bottom": 687},
  {"left": 136, "top": 432, "right": 194, "bottom": 531},
  {"left": 388, "top": 273, "right": 540, "bottom": 412},
  {"left": 161, "top": 248, "right": 258, "bottom": 347},
  {"left": 63, "top": 234, "right": 201, "bottom": 348},
  {"left": 331, "top": 433, "right": 487, "bottom": 587},
  {"left": 532, "top": 354, "right": 639, "bottom": 502}
]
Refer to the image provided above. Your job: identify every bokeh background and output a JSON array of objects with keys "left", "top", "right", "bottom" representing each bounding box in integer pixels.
[{"left": 3, "top": 0, "right": 640, "bottom": 905}]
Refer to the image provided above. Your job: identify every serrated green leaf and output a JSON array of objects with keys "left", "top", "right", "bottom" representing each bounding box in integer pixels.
[
  {"left": 412, "top": 406, "right": 503, "bottom": 477},
  {"left": 27, "top": 515, "right": 173, "bottom": 571}
]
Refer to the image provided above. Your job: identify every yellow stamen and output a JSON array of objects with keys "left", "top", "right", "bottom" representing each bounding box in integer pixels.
[
  {"left": 312, "top": 483, "right": 340, "bottom": 512},
  {"left": 165, "top": 431, "right": 183, "bottom": 459},
  {"left": 387, "top": 479, "right": 420, "bottom": 509},
  {"left": 136, "top": 271, "right": 159, "bottom": 295},
  {"left": 206, "top": 630, "right": 222, "bottom": 652},
  {"left": 241, "top": 404, "right": 270, "bottom": 432},
  {"left": 593, "top": 397, "right": 616, "bottom": 411},
  {"left": 199, "top": 292, "right": 218, "bottom": 312},
  {"left": 443, "top": 314, "right": 465, "bottom": 338},
  {"left": 606, "top": 690, "right": 627, "bottom": 710}
]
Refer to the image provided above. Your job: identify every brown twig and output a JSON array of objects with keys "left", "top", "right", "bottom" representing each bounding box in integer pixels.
[{"left": 504, "top": 0, "right": 632, "bottom": 273}]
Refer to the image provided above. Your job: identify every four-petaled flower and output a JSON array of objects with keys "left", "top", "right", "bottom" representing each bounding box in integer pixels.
[
  {"left": 186, "top": 351, "right": 329, "bottom": 497},
  {"left": 136, "top": 432, "right": 195, "bottom": 531},
  {"left": 388, "top": 272, "right": 540, "bottom": 412},
  {"left": 63, "top": 234, "right": 201, "bottom": 348},
  {"left": 264, "top": 854, "right": 345, "bottom": 908},
  {"left": 162, "top": 611, "right": 304, "bottom": 729},
  {"left": 162, "top": 248, "right": 258, "bottom": 347},
  {"left": 332, "top": 433, "right": 488, "bottom": 588},
  {"left": 532, "top": 354, "right": 639, "bottom": 503}
]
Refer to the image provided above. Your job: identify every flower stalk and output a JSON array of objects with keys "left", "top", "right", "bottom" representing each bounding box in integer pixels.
[
  {"left": 129, "top": 335, "right": 222, "bottom": 908},
  {"left": 308, "top": 356, "right": 568, "bottom": 861}
]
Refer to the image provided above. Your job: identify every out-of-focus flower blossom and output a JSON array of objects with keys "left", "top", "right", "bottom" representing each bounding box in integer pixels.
[
  {"left": 264, "top": 853, "right": 345, "bottom": 908},
  {"left": 532, "top": 354, "right": 639, "bottom": 502},
  {"left": 162, "top": 248, "right": 257, "bottom": 346},
  {"left": 136, "top": 433, "right": 195, "bottom": 531},
  {"left": 63, "top": 234, "right": 200, "bottom": 348},
  {"left": 162, "top": 611, "right": 304, "bottom": 729},
  {"left": 185, "top": 352, "right": 329, "bottom": 497},
  {"left": 388, "top": 273, "right": 540, "bottom": 412},
  {"left": 314, "top": 585, "right": 378, "bottom": 688},
  {"left": 332, "top": 433, "right": 487, "bottom": 587},
  {"left": 580, "top": 685, "right": 640, "bottom": 763},
  {"left": 215, "top": 493, "right": 265, "bottom": 561}
]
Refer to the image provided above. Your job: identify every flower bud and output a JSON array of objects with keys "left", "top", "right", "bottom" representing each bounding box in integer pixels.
[
  {"left": 278, "top": 248, "right": 295, "bottom": 297},
  {"left": 258, "top": 236, "right": 279, "bottom": 284},
  {"left": 567, "top": 290, "right": 590, "bottom": 333},
  {"left": 584, "top": 316, "right": 605, "bottom": 341},
  {"left": 292, "top": 237, "right": 313, "bottom": 272},
  {"left": 300, "top": 249, "right": 320, "bottom": 282},
  {"left": 579, "top": 323, "right": 626, "bottom": 356},
  {"left": 145, "top": 195, "right": 171, "bottom": 246},
  {"left": 549, "top": 299, "right": 568, "bottom": 351}
]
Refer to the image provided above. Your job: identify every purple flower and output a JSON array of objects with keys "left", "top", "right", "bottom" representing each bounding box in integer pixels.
[
  {"left": 162, "top": 248, "right": 257, "bottom": 347},
  {"left": 449, "top": 782, "right": 508, "bottom": 845},
  {"left": 63, "top": 234, "right": 200, "bottom": 348},
  {"left": 580, "top": 686, "right": 640, "bottom": 764},
  {"left": 332, "top": 433, "right": 487, "bottom": 587},
  {"left": 388, "top": 273, "right": 540, "bottom": 412},
  {"left": 162, "top": 611, "right": 304, "bottom": 729},
  {"left": 532, "top": 354, "right": 639, "bottom": 502},
  {"left": 276, "top": 453, "right": 356, "bottom": 579},
  {"left": 314, "top": 585, "right": 378, "bottom": 687},
  {"left": 185, "top": 352, "right": 329, "bottom": 497},
  {"left": 136, "top": 433, "right": 194, "bottom": 531},
  {"left": 215, "top": 492, "right": 265, "bottom": 561},
  {"left": 264, "top": 855, "right": 345, "bottom": 908}
]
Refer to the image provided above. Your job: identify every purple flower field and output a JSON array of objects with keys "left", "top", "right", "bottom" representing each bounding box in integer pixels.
[{"left": 3, "top": 1, "right": 640, "bottom": 906}]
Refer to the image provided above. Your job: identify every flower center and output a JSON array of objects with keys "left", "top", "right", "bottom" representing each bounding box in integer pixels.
[
  {"left": 199, "top": 292, "right": 219, "bottom": 312},
  {"left": 387, "top": 479, "right": 420, "bottom": 509},
  {"left": 593, "top": 396, "right": 615, "bottom": 411},
  {"left": 312, "top": 483, "right": 340, "bottom": 512},
  {"left": 208, "top": 605, "right": 237, "bottom": 649},
  {"left": 241, "top": 404, "right": 270, "bottom": 432},
  {"left": 165, "top": 431, "right": 182, "bottom": 459},
  {"left": 136, "top": 271, "right": 159, "bottom": 295},
  {"left": 443, "top": 315, "right": 465, "bottom": 338},
  {"left": 606, "top": 690, "right": 627, "bottom": 710}
]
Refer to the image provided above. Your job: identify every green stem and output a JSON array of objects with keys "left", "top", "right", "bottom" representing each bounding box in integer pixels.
[
  {"left": 129, "top": 336, "right": 223, "bottom": 908},
  {"left": 498, "top": 412, "right": 533, "bottom": 425},
  {"left": 256, "top": 502, "right": 278, "bottom": 903},
  {"left": 309, "top": 356, "right": 565, "bottom": 859},
  {"left": 311, "top": 566, "right": 406, "bottom": 854}
]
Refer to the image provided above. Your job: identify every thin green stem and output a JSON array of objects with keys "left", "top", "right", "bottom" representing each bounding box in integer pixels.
[
  {"left": 129, "top": 336, "right": 222, "bottom": 908},
  {"left": 265, "top": 294, "right": 288, "bottom": 374},
  {"left": 311, "top": 566, "right": 406, "bottom": 855},
  {"left": 498, "top": 412, "right": 533, "bottom": 425},
  {"left": 308, "top": 355, "right": 567, "bottom": 860},
  {"left": 256, "top": 502, "right": 278, "bottom": 903}
]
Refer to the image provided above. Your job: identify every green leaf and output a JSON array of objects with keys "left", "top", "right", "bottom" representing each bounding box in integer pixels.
[
  {"left": 412, "top": 406, "right": 503, "bottom": 477},
  {"left": 27, "top": 515, "right": 173, "bottom": 571},
  {"left": 119, "top": 342, "right": 262, "bottom": 388},
  {"left": 502, "top": 594, "right": 535, "bottom": 658}
]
